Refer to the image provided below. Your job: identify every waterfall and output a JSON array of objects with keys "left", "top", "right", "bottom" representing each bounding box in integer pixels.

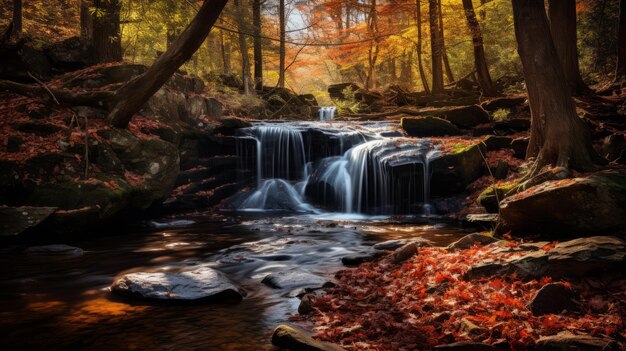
[
  {"left": 318, "top": 106, "right": 336, "bottom": 121},
  {"left": 234, "top": 122, "right": 440, "bottom": 215}
]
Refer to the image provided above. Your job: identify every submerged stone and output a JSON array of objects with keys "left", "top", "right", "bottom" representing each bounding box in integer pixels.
[{"left": 262, "top": 271, "right": 330, "bottom": 290}]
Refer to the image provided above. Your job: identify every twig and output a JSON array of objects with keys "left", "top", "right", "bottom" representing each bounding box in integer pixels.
[
  {"left": 83, "top": 115, "right": 90, "bottom": 178},
  {"left": 28, "top": 72, "right": 60, "bottom": 105}
]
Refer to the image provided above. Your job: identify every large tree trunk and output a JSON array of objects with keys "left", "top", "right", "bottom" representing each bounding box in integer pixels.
[
  {"left": 108, "top": 0, "right": 228, "bottom": 128},
  {"left": 366, "top": 0, "right": 380, "bottom": 90},
  {"left": 234, "top": 0, "right": 252, "bottom": 94},
  {"left": 80, "top": 0, "right": 93, "bottom": 40},
  {"left": 547, "top": 0, "right": 587, "bottom": 95},
  {"left": 429, "top": 0, "right": 444, "bottom": 93},
  {"left": 438, "top": 0, "right": 454, "bottom": 83},
  {"left": 92, "top": 0, "right": 123, "bottom": 63},
  {"left": 220, "top": 28, "right": 232, "bottom": 74},
  {"left": 616, "top": 0, "right": 626, "bottom": 81},
  {"left": 278, "top": 0, "right": 286, "bottom": 88},
  {"left": 12, "top": 0, "right": 22, "bottom": 39},
  {"left": 462, "top": 0, "right": 496, "bottom": 96},
  {"left": 416, "top": 0, "right": 430, "bottom": 93},
  {"left": 253, "top": 0, "right": 263, "bottom": 86},
  {"left": 512, "top": 0, "right": 598, "bottom": 173}
]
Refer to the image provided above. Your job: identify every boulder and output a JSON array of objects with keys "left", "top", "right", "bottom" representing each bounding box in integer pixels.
[
  {"left": 446, "top": 233, "right": 499, "bottom": 251},
  {"left": 499, "top": 171, "right": 626, "bottom": 236},
  {"left": 401, "top": 116, "right": 463, "bottom": 137},
  {"left": 601, "top": 133, "right": 626, "bottom": 162},
  {"left": 262, "top": 271, "right": 330, "bottom": 290},
  {"left": 477, "top": 181, "right": 518, "bottom": 213},
  {"left": 24, "top": 244, "right": 83, "bottom": 256},
  {"left": 111, "top": 266, "right": 243, "bottom": 302},
  {"left": 464, "top": 236, "right": 626, "bottom": 279},
  {"left": 271, "top": 324, "right": 346, "bottom": 351},
  {"left": 0, "top": 206, "right": 57, "bottom": 236},
  {"left": 342, "top": 250, "right": 385, "bottom": 266},
  {"left": 527, "top": 283, "right": 578, "bottom": 316},
  {"left": 44, "top": 36, "right": 92, "bottom": 70},
  {"left": 214, "top": 117, "right": 252, "bottom": 136},
  {"left": 494, "top": 118, "right": 531, "bottom": 132},
  {"left": 535, "top": 332, "right": 621, "bottom": 351},
  {"left": 435, "top": 342, "right": 499, "bottom": 351},
  {"left": 298, "top": 293, "right": 314, "bottom": 315},
  {"left": 482, "top": 135, "right": 513, "bottom": 151},
  {"left": 431, "top": 143, "right": 486, "bottom": 195},
  {"left": 0, "top": 41, "right": 52, "bottom": 82},
  {"left": 167, "top": 73, "right": 205, "bottom": 94},
  {"left": 400, "top": 105, "right": 491, "bottom": 128},
  {"left": 390, "top": 243, "right": 418, "bottom": 264},
  {"left": 510, "top": 137, "right": 529, "bottom": 159},
  {"left": 480, "top": 96, "right": 526, "bottom": 111}
]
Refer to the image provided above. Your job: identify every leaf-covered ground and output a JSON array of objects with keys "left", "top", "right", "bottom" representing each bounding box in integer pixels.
[{"left": 303, "top": 243, "right": 625, "bottom": 350}]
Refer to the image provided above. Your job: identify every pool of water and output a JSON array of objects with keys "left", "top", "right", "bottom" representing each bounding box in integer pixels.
[{"left": 0, "top": 214, "right": 472, "bottom": 350}]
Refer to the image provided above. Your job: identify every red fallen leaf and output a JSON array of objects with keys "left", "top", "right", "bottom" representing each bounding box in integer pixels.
[{"left": 541, "top": 241, "right": 559, "bottom": 252}]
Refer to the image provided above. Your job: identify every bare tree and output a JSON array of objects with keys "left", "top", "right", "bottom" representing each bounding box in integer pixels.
[
  {"left": 616, "top": 0, "right": 626, "bottom": 81},
  {"left": 416, "top": 0, "right": 430, "bottom": 93},
  {"left": 278, "top": 0, "right": 286, "bottom": 88},
  {"left": 429, "top": 0, "right": 444, "bottom": 93},
  {"left": 12, "top": 0, "right": 22, "bottom": 39},
  {"left": 253, "top": 0, "right": 263, "bottom": 86},
  {"left": 93, "top": 0, "right": 123, "bottom": 63},
  {"left": 462, "top": 0, "right": 496, "bottom": 96}
]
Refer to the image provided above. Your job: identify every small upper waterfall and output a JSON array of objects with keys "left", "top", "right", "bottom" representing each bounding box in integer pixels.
[
  {"left": 318, "top": 106, "right": 336, "bottom": 121},
  {"left": 234, "top": 122, "right": 440, "bottom": 215}
]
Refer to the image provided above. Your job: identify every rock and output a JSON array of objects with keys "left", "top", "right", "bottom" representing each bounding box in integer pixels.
[
  {"left": 0, "top": 206, "right": 57, "bottom": 236},
  {"left": 401, "top": 116, "right": 463, "bottom": 137},
  {"left": 499, "top": 171, "right": 626, "bottom": 236},
  {"left": 493, "top": 161, "right": 509, "bottom": 180},
  {"left": 535, "top": 332, "right": 621, "bottom": 351},
  {"left": 342, "top": 250, "right": 385, "bottom": 266},
  {"left": 431, "top": 143, "right": 486, "bottom": 195},
  {"left": 477, "top": 182, "right": 518, "bottom": 213},
  {"left": 459, "top": 318, "right": 486, "bottom": 335},
  {"left": 167, "top": 73, "right": 205, "bottom": 94},
  {"left": 447, "top": 233, "right": 499, "bottom": 251},
  {"left": 0, "top": 41, "right": 52, "bottom": 82},
  {"left": 373, "top": 238, "right": 432, "bottom": 251},
  {"left": 44, "top": 36, "right": 92, "bottom": 70},
  {"left": 601, "top": 133, "right": 626, "bottom": 162},
  {"left": 400, "top": 105, "right": 491, "bottom": 128},
  {"left": 390, "top": 243, "right": 418, "bottom": 264},
  {"left": 510, "top": 137, "right": 529, "bottom": 159},
  {"left": 271, "top": 324, "right": 346, "bottom": 351},
  {"left": 482, "top": 135, "right": 513, "bottom": 151},
  {"left": 299, "top": 94, "right": 319, "bottom": 106},
  {"left": 218, "top": 73, "right": 243, "bottom": 89},
  {"left": 435, "top": 341, "right": 499, "bottom": 351},
  {"left": 24, "top": 244, "right": 83, "bottom": 256},
  {"left": 464, "top": 236, "right": 626, "bottom": 279},
  {"left": 262, "top": 271, "right": 329, "bottom": 290},
  {"left": 214, "top": 117, "right": 252, "bottom": 136},
  {"left": 527, "top": 283, "right": 579, "bottom": 316},
  {"left": 298, "top": 293, "right": 314, "bottom": 315},
  {"left": 494, "top": 118, "right": 531, "bottom": 132},
  {"left": 62, "top": 63, "right": 147, "bottom": 89},
  {"left": 111, "top": 266, "right": 243, "bottom": 302},
  {"left": 480, "top": 96, "right": 526, "bottom": 111}
]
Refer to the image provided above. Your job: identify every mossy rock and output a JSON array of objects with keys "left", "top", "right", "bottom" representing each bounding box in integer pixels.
[
  {"left": 477, "top": 181, "right": 519, "bottom": 213},
  {"left": 401, "top": 116, "right": 462, "bottom": 137},
  {"left": 431, "top": 143, "right": 486, "bottom": 195}
]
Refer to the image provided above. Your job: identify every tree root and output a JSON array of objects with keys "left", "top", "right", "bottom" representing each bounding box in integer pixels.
[{"left": 0, "top": 79, "right": 114, "bottom": 108}]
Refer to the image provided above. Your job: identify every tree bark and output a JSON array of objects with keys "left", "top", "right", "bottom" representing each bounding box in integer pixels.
[
  {"left": 429, "top": 0, "right": 444, "bottom": 93},
  {"left": 512, "top": 0, "right": 598, "bottom": 173},
  {"left": 234, "top": 0, "right": 252, "bottom": 94},
  {"left": 92, "top": 0, "right": 123, "bottom": 63},
  {"left": 616, "top": 0, "right": 626, "bottom": 81},
  {"left": 12, "top": 0, "right": 22, "bottom": 39},
  {"left": 278, "top": 0, "right": 286, "bottom": 88},
  {"left": 462, "top": 0, "right": 496, "bottom": 96},
  {"left": 108, "top": 0, "right": 228, "bottom": 128},
  {"left": 80, "top": 0, "right": 93, "bottom": 40},
  {"left": 547, "top": 0, "right": 587, "bottom": 95},
  {"left": 416, "top": 0, "right": 430, "bottom": 93},
  {"left": 220, "top": 27, "right": 232, "bottom": 74},
  {"left": 438, "top": 0, "right": 454, "bottom": 83},
  {"left": 253, "top": 0, "right": 263, "bottom": 86},
  {"left": 366, "top": 0, "right": 380, "bottom": 90}
]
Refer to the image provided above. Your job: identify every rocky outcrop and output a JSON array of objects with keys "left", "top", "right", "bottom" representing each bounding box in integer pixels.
[
  {"left": 527, "top": 283, "right": 579, "bottom": 316},
  {"left": 431, "top": 143, "right": 486, "bottom": 195},
  {"left": 401, "top": 116, "right": 462, "bottom": 136},
  {"left": 111, "top": 266, "right": 243, "bottom": 302},
  {"left": 464, "top": 236, "right": 626, "bottom": 279},
  {"left": 271, "top": 324, "right": 346, "bottom": 351},
  {"left": 400, "top": 105, "right": 491, "bottom": 128},
  {"left": 0, "top": 206, "right": 57, "bottom": 236},
  {"left": 499, "top": 171, "right": 626, "bottom": 236}
]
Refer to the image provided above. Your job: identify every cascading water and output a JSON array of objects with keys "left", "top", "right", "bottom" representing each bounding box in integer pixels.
[
  {"left": 234, "top": 122, "right": 440, "bottom": 215},
  {"left": 318, "top": 106, "right": 336, "bottom": 121}
]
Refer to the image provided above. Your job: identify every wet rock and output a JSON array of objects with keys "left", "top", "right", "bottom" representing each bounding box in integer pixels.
[
  {"left": 24, "top": 244, "right": 83, "bottom": 256},
  {"left": 271, "top": 324, "right": 346, "bottom": 351},
  {"left": 464, "top": 236, "right": 626, "bottom": 280},
  {"left": 0, "top": 206, "right": 57, "bottom": 236},
  {"left": 510, "top": 137, "right": 529, "bottom": 159},
  {"left": 482, "top": 135, "right": 513, "bottom": 151},
  {"left": 262, "top": 271, "right": 329, "bottom": 290},
  {"left": 494, "top": 118, "right": 531, "bottom": 132},
  {"left": 447, "top": 233, "right": 499, "bottom": 251},
  {"left": 111, "top": 267, "right": 242, "bottom": 302},
  {"left": 477, "top": 182, "right": 517, "bottom": 213},
  {"left": 390, "top": 243, "right": 418, "bottom": 264},
  {"left": 499, "top": 171, "right": 626, "bottom": 236},
  {"left": 535, "top": 332, "right": 621, "bottom": 351},
  {"left": 342, "top": 250, "right": 384, "bottom": 266},
  {"left": 373, "top": 238, "right": 432, "bottom": 251},
  {"left": 431, "top": 143, "right": 486, "bottom": 195},
  {"left": 435, "top": 341, "right": 499, "bottom": 351},
  {"left": 401, "top": 116, "right": 462, "bottom": 137},
  {"left": 214, "top": 117, "right": 252, "bottom": 136},
  {"left": 527, "top": 283, "right": 579, "bottom": 316},
  {"left": 400, "top": 105, "right": 491, "bottom": 128},
  {"left": 480, "top": 96, "right": 526, "bottom": 111},
  {"left": 298, "top": 293, "right": 314, "bottom": 315}
]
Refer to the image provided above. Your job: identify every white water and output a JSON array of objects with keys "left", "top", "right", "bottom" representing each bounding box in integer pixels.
[
  {"left": 318, "top": 106, "right": 336, "bottom": 121},
  {"left": 235, "top": 122, "right": 440, "bottom": 215}
]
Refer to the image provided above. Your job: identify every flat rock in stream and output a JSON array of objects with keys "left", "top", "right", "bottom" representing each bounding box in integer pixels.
[
  {"left": 262, "top": 271, "right": 330, "bottom": 290},
  {"left": 272, "top": 324, "right": 346, "bottom": 351},
  {"left": 0, "top": 206, "right": 57, "bottom": 236},
  {"left": 342, "top": 250, "right": 385, "bottom": 266},
  {"left": 464, "top": 236, "right": 626, "bottom": 280},
  {"left": 373, "top": 238, "right": 432, "bottom": 251},
  {"left": 111, "top": 267, "right": 243, "bottom": 302},
  {"left": 446, "top": 233, "right": 499, "bottom": 251}
]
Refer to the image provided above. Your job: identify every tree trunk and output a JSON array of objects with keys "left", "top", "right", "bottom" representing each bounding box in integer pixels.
[
  {"left": 616, "top": 0, "right": 626, "bottom": 81},
  {"left": 416, "top": 0, "right": 430, "bottom": 93},
  {"left": 547, "top": 0, "right": 587, "bottom": 95},
  {"left": 278, "top": 0, "right": 286, "bottom": 88},
  {"left": 92, "top": 0, "right": 123, "bottom": 63},
  {"left": 366, "top": 0, "right": 380, "bottom": 90},
  {"left": 438, "top": 0, "right": 454, "bottom": 83},
  {"left": 429, "top": 0, "right": 444, "bottom": 93},
  {"left": 234, "top": 0, "right": 252, "bottom": 95},
  {"left": 512, "top": 0, "right": 598, "bottom": 173},
  {"left": 462, "top": 0, "right": 496, "bottom": 96},
  {"left": 220, "top": 28, "right": 232, "bottom": 74},
  {"left": 12, "top": 0, "right": 22, "bottom": 39},
  {"left": 253, "top": 0, "right": 263, "bottom": 86},
  {"left": 108, "top": 0, "right": 228, "bottom": 128},
  {"left": 80, "top": 0, "right": 93, "bottom": 40}
]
